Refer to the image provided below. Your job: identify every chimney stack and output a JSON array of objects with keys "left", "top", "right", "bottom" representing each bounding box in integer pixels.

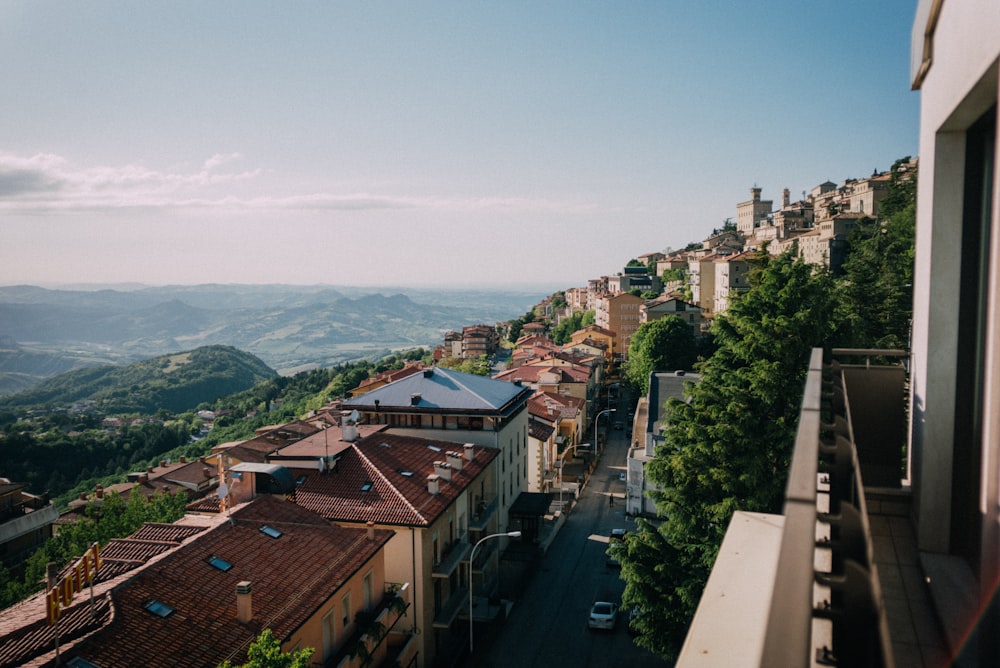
[
  {"left": 433, "top": 461, "right": 452, "bottom": 481},
  {"left": 95, "top": 485, "right": 104, "bottom": 499},
  {"left": 410, "top": 393, "right": 421, "bottom": 405},
  {"left": 446, "top": 451, "right": 463, "bottom": 471},
  {"left": 464, "top": 443, "right": 476, "bottom": 462},
  {"left": 367, "top": 521, "right": 375, "bottom": 541},
  {"left": 236, "top": 581, "right": 253, "bottom": 622},
  {"left": 427, "top": 474, "right": 440, "bottom": 496}
]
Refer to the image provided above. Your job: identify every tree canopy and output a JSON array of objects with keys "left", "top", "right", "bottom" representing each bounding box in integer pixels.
[
  {"left": 840, "top": 157, "right": 916, "bottom": 349},
  {"left": 218, "top": 629, "right": 314, "bottom": 668},
  {"left": 623, "top": 317, "right": 697, "bottom": 394}
]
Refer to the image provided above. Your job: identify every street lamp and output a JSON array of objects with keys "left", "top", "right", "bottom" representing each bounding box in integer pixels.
[
  {"left": 595, "top": 407, "right": 617, "bottom": 455},
  {"left": 469, "top": 530, "right": 521, "bottom": 654}
]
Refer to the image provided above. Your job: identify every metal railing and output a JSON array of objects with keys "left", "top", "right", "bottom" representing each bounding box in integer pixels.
[{"left": 759, "top": 348, "right": 895, "bottom": 667}]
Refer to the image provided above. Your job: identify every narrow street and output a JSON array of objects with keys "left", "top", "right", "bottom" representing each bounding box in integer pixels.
[{"left": 471, "top": 390, "right": 668, "bottom": 668}]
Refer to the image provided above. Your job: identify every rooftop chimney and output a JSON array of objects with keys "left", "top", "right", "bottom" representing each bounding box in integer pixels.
[
  {"left": 367, "top": 521, "right": 375, "bottom": 541},
  {"left": 433, "top": 461, "right": 452, "bottom": 481},
  {"left": 236, "top": 581, "right": 253, "bottom": 623},
  {"left": 410, "top": 393, "right": 421, "bottom": 405},
  {"left": 427, "top": 474, "right": 440, "bottom": 496},
  {"left": 423, "top": 368, "right": 434, "bottom": 378},
  {"left": 464, "top": 443, "right": 476, "bottom": 462},
  {"left": 95, "top": 485, "right": 103, "bottom": 499},
  {"left": 446, "top": 451, "right": 463, "bottom": 471},
  {"left": 180, "top": 456, "right": 187, "bottom": 463},
  {"left": 342, "top": 422, "right": 359, "bottom": 442}
]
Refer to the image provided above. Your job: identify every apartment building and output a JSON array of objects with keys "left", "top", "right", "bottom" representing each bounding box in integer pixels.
[
  {"left": 640, "top": 296, "right": 706, "bottom": 336},
  {"left": 594, "top": 291, "right": 644, "bottom": 358},
  {"left": 340, "top": 367, "right": 533, "bottom": 533},
  {"left": 291, "top": 434, "right": 503, "bottom": 668},
  {"left": 713, "top": 250, "right": 753, "bottom": 314}
]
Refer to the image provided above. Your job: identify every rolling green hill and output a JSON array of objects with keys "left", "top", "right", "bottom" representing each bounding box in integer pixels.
[{"left": 0, "top": 345, "right": 277, "bottom": 414}]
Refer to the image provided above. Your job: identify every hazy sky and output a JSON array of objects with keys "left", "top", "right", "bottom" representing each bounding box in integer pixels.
[{"left": 0, "top": 1, "right": 919, "bottom": 290}]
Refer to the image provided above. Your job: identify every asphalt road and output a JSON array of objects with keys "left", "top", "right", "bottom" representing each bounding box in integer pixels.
[{"left": 472, "top": 395, "right": 669, "bottom": 668}]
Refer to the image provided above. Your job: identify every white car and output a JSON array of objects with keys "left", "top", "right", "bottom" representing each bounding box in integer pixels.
[{"left": 588, "top": 601, "right": 618, "bottom": 630}]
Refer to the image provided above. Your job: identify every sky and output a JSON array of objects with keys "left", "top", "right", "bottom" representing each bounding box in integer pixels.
[{"left": 0, "top": 1, "right": 920, "bottom": 291}]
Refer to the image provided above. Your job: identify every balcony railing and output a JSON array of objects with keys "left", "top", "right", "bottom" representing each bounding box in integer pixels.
[
  {"left": 433, "top": 536, "right": 471, "bottom": 579},
  {"left": 468, "top": 496, "right": 498, "bottom": 532},
  {"left": 759, "top": 348, "right": 894, "bottom": 667}
]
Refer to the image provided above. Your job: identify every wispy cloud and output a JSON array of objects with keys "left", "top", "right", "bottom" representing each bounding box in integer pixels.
[{"left": 0, "top": 151, "right": 595, "bottom": 216}]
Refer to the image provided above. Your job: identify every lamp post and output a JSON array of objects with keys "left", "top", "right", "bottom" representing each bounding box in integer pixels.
[
  {"left": 469, "top": 530, "right": 521, "bottom": 654},
  {"left": 595, "top": 407, "right": 616, "bottom": 455}
]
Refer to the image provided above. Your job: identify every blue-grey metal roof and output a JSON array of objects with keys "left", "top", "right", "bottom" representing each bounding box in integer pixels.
[
  {"left": 647, "top": 370, "right": 701, "bottom": 434},
  {"left": 343, "top": 367, "right": 529, "bottom": 413}
]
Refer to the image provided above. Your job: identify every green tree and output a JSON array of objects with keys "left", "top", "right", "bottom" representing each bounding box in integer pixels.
[
  {"left": 218, "top": 629, "right": 314, "bottom": 668},
  {"left": 841, "top": 157, "right": 916, "bottom": 349},
  {"left": 620, "top": 250, "right": 842, "bottom": 660},
  {"left": 623, "top": 317, "right": 697, "bottom": 394}
]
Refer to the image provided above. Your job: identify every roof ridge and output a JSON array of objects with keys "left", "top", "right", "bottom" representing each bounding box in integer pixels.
[{"left": 352, "top": 444, "right": 427, "bottom": 525}]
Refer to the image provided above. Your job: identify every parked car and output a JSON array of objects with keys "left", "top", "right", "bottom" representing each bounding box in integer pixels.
[{"left": 588, "top": 601, "right": 618, "bottom": 630}]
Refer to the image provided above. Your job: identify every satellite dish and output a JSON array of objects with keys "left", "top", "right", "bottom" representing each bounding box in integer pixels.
[
  {"left": 217, "top": 483, "right": 229, "bottom": 499},
  {"left": 349, "top": 410, "right": 359, "bottom": 423}
]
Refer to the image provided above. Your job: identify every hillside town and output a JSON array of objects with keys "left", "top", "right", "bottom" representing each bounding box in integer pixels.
[
  {"left": 2, "top": 5, "right": 1000, "bottom": 662},
  {"left": 0, "top": 163, "right": 922, "bottom": 667}
]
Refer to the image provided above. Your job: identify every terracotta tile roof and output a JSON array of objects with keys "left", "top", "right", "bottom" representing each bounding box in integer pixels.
[
  {"left": 217, "top": 435, "right": 282, "bottom": 463},
  {"left": 58, "top": 496, "right": 393, "bottom": 668},
  {"left": 293, "top": 433, "right": 498, "bottom": 527},
  {"left": 529, "top": 419, "right": 555, "bottom": 441},
  {"left": 575, "top": 324, "right": 616, "bottom": 339},
  {"left": 494, "top": 364, "right": 589, "bottom": 385},
  {"left": 0, "top": 521, "right": 210, "bottom": 668}
]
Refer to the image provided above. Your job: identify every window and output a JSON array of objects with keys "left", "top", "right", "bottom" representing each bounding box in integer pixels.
[
  {"left": 322, "top": 609, "right": 337, "bottom": 659},
  {"left": 952, "top": 104, "right": 996, "bottom": 568},
  {"left": 207, "top": 555, "right": 233, "bottom": 571},
  {"left": 259, "top": 525, "right": 283, "bottom": 539},
  {"left": 341, "top": 593, "right": 351, "bottom": 628},
  {"left": 144, "top": 600, "right": 175, "bottom": 618},
  {"left": 363, "top": 570, "right": 373, "bottom": 612}
]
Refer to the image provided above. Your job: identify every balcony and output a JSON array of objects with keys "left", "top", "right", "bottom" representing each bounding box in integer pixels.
[
  {"left": 468, "top": 496, "right": 498, "bottom": 532},
  {"left": 432, "top": 535, "right": 471, "bottom": 579},
  {"left": 331, "top": 582, "right": 412, "bottom": 668},
  {"left": 679, "top": 348, "right": 947, "bottom": 667}
]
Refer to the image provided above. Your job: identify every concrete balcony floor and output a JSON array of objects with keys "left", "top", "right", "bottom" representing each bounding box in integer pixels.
[{"left": 867, "top": 488, "right": 950, "bottom": 667}]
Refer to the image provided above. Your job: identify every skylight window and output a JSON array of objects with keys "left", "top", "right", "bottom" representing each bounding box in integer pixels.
[
  {"left": 207, "top": 555, "right": 233, "bottom": 571},
  {"left": 260, "top": 525, "right": 283, "bottom": 539},
  {"left": 361, "top": 481, "right": 373, "bottom": 492},
  {"left": 144, "top": 599, "right": 175, "bottom": 618},
  {"left": 399, "top": 470, "right": 414, "bottom": 477},
  {"left": 427, "top": 445, "right": 442, "bottom": 452}
]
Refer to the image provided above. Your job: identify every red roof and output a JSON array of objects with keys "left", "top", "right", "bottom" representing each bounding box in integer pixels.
[
  {"left": 293, "top": 433, "right": 498, "bottom": 527},
  {"left": 63, "top": 496, "right": 392, "bottom": 668}
]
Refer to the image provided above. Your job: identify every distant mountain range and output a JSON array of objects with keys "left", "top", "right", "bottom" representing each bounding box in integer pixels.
[
  {"left": 0, "top": 284, "right": 542, "bottom": 396},
  {"left": 0, "top": 344, "right": 277, "bottom": 414}
]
